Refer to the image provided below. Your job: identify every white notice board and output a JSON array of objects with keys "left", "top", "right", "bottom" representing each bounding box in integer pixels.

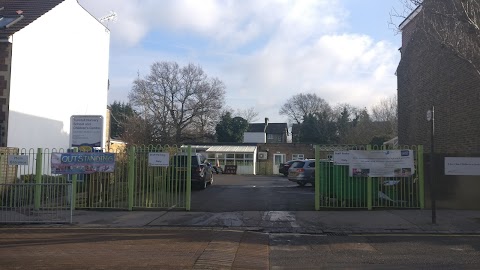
[
  {"left": 148, "top": 152, "right": 170, "bottom": 167},
  {"left": 445, "top": 157, "right": 480, "bottom": 176}
]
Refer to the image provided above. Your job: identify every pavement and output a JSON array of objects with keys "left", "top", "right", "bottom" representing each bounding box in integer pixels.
[
  {"left": 2, "top": 209, "right": 480, "bottom": 269},
  {"left": 54, "top": 209, "right": 480, "bottom": 234}
]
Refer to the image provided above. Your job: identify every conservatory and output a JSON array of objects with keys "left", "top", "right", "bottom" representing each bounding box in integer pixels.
[{"left": 205, "top": 145, "right": 257, "bottom": 175}]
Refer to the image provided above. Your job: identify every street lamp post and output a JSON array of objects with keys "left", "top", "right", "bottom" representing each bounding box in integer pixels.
[{"left": 427, "top": 106, "right": 436, "bottom": 224}]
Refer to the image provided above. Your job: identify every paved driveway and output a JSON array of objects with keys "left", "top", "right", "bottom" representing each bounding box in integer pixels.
[{"left": 191, "top": 174, "right": 315, "bottom": 211}]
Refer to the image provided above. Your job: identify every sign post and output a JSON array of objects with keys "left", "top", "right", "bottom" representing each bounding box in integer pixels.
[
  {"left": 427, "top": 106, "right": 436, "bottom": 224},
  {"left": 70, "top": 115, "right": 104, "bottom": 152}
]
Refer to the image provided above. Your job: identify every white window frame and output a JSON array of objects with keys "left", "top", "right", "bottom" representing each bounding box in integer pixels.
[{"left": 292, "top": 154, "right": 304, "bottom": 160}]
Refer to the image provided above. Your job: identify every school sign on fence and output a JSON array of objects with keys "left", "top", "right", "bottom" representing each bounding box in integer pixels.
[
  {"left": 51, "top": 152, "right": 115, "bottom": 174},
  {"left": 70, "top": 115, "right": 103, "bottom": 152},
  {"left": 333, "top": 150, "right": 415, "bottom": 177}
]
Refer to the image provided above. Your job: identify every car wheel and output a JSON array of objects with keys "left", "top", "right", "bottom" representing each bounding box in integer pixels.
[
  {"left": 200, "top": 179, "right": 207, "bottom": 190},
  {"left": 298, "top": 181, "right": 306, "bottom": 187}
]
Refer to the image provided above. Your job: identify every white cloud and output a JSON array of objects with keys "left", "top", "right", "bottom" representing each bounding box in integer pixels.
[{"left": 78, "top": 0, "right": 400, "bottom": 123}]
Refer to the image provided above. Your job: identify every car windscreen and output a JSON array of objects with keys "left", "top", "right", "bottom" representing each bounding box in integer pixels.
[
  {"left": 291, "top": 161, "right": 305, "bottom": 168},
  {"left": 171, "top": 156, "right": 199, "bottom": 167}
]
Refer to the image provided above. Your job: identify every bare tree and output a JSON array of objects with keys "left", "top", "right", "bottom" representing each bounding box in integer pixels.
[
  {"left": 392, "top": 0, "right": 480, "bottom": 77},
  {"left": 121, "top": 113, "right": 156, "bottom": 145},
  {"left": 129, "top": 61, "right": 226, "bottom": 144},
  {"left": 279, "top": 93, "right": 332, "bottom": 124},
  {"left": 370, "top": 95, "right": 398, "bottom": 137},
  {"left": 235, "top": 107, "right": 259, "bottom": 123}
]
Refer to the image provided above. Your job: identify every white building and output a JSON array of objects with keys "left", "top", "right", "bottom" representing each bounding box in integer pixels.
[{"left": 0, "top": 0, "right": 110, "bottom": 150}]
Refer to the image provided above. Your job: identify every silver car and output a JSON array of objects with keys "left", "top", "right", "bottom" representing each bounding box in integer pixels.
[{"left": 287, "top": 159, "right": 315, "bottom": 187}]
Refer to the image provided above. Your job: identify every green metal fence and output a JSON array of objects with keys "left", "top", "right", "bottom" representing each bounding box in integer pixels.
[
  {"left": 132, "top": 145, "right": 191, "bottom": 210},
  {"left": 314, "top": 145, "right": 424, "bottom": 210},
  {"left": 0, "top": 145, "right": 191, "bottom": 212},
  {"left": 1, "top": 183, "right": 73, "bottom": 224}
]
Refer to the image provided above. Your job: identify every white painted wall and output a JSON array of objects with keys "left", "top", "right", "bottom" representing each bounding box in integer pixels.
[
  {"left": 8, "top": 0, "right": 110, "bottom": 150},
  {"left": 244, "top": 132, "right": 266, "bottom": 143}
]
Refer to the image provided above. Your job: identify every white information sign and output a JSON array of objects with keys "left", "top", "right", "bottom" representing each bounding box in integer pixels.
[
  {"left": 348, "top": 150, "right": 415, "bottom": 177},
  {"left": 8, "top": 155, "right": 29, "bottom": 166},
  {"left": 148, "top": 152, "right": 170, "bottom": 167},
  {"left": 70, "top": 115, "right": 103, "bottom": 150},
  {"left": 445, "top": 157, "right": 480, "bottom": 176},
  {"left": 333, "top": 151, "right": 350, "bottom": 165}
]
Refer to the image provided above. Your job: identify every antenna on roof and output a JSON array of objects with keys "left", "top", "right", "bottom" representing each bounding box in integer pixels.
[{"left": 98, "top": 11, "right": 117, "bottom": 25}]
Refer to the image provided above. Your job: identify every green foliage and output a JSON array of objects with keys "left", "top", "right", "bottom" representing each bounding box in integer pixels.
[
  {"left": 337, "top": 106, "right": 351, "bottom": 144},
  {"left": 370, "top": 135, "right": 391, "bottom": 147},
  {"left": 299, "top": 113, "right": 338, "bottom": 144},
  {"left": 215, "top": 112, "right": 249, "bottom": 142},
  {"left": 109, "top": 101, "right": 136, "bottom": 139}
]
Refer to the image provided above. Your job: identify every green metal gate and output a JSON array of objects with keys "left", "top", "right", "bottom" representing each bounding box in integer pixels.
[
  {"left": 132, "top": 145, "right": 191, "bottom": 210},
  {"left": 314, "top": 145, "right": 424, "bottom": 210}
]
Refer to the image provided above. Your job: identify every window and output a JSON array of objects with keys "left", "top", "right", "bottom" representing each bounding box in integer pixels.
[
  {"left": 292, "top": 154, "right": 304, "bottom": 160},
  {"left": 267, "top": 134, "right": 273, "bottom": 139}
]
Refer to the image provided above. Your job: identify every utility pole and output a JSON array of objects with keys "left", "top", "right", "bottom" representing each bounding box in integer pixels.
[{"left": 427, "top": 105, "right": 436, "bottom": 224}]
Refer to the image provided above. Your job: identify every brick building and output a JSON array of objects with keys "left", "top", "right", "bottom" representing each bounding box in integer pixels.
[
  {"left": 397, "top": 2, "right": 480, "bottom": 209},
  {"left": 397, "top": 4, "right": 480, "bottom": 154}
]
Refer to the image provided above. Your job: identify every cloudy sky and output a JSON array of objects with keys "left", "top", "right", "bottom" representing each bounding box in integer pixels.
[{"left": 78, "top": 0, "right": 405, "bottom": 123}]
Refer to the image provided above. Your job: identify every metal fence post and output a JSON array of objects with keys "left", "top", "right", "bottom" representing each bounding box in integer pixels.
[
  {"left": 186, "top": 146, "right": 192, "bottom": 211},
  {"left": 71, "top": 148, "right": 77, "bottom": 210},
  {"left": 417, "top": 145, "right": 425, "bottom": 209},
  {"left": 315, "top": 145, "right": 320, "bottom": 211},
  {"left": 367, "top": 145, "right": 373, "bottom": 210},
  {"left": 128, "top": 146, "right": 135, "bottom": 211},
  {"left": 34, "top": 148, "right": 43, "bottom": 210}
]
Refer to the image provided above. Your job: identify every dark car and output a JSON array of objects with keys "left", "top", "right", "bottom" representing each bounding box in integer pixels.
[
  {"left": 171, "top": 153, "right": 213, "bottom": 190},
  {"left": 287, "top": 159, "right": 316, "bottom": 187},
  {"left": 279, "top": 160, "right": 301, "bottom": 176}
]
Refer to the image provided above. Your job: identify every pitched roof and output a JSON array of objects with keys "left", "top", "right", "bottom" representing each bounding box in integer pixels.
[
  {"left": 0, "top": 0, "right": 65, "bottom": 39},
  {"left": 246, "top": 122, "right": 289, "bottom": 134},
  {"left": 265, "top": 123, "right": 288, "bottom": 134},
  {"left": 247, "top": 123, "right": 266, "bottom": 132}
]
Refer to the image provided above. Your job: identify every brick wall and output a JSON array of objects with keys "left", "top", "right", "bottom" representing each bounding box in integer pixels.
[
  {"left": 0, "top": 42, "right": 12, "bottom": 147},
  {"left": 256, "top": 143, "right": 316, "bottom": 161},
  {"left": 255, "top": 143, "right": 316, "bottom": 175},
  {"left": 397, "top": 20, "right": 480, "bottom": 209},
  {"left": 397, "top": 31, "right": 480, "bottom": 154}
]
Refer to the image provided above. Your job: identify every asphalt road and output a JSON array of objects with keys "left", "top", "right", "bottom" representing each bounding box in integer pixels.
[
  {"left": 191, "top": 174, "right": 316, "bottom": 212},
  {"left": 1, "top": 228, "right": 479, "bottom": 269}
]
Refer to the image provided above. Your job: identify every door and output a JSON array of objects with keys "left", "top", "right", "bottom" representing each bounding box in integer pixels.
[{"left": 273, "top": 154, "right": 286, "bottom": 174}]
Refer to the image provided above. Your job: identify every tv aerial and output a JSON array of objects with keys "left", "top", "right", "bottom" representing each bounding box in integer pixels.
[{"left": 99, "top": 11, "right": 117, "bottom": 26}]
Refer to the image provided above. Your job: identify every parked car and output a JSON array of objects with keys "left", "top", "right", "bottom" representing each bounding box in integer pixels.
[
  {"left": 287, "top": 159, "right": 315, "bottom": 187},
  {"left": 171, "top": 153, "right": 213, "bottom": 190},
  {"left": 279, "top": 160, "right": 301, "bottom": 176}
]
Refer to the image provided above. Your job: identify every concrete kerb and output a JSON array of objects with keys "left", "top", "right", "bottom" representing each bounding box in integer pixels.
[{"left": 3, "top": 209, "right": 480, "bottom": 235}]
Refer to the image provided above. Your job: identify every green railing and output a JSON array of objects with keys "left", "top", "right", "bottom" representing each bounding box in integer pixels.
[
  {"left": 314, "top": 145, "right": 424, "bottom": 210},
  {"left": 1, "top": 145, "right": 191, "bottom": 211},
  {"left": 132, "top": 145, "right": 191, "bottom": 210}
]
